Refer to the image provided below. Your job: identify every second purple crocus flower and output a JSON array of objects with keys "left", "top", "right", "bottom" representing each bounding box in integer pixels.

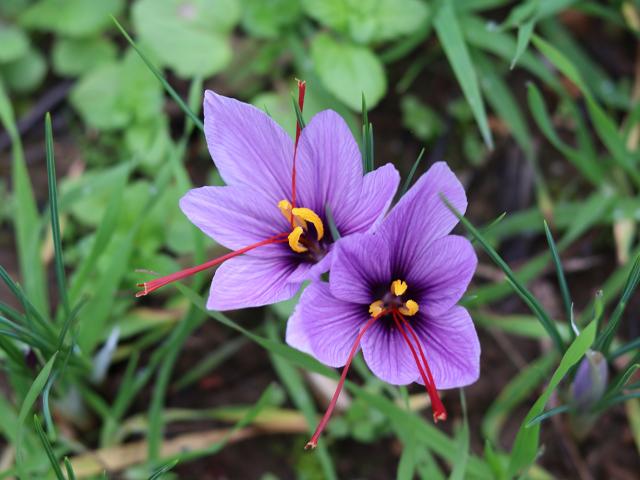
[{"left": 287, "top": 162, "right": 480, "bottom": 448}]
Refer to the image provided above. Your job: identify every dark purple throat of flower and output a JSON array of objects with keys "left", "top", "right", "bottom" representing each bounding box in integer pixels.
[
  {"left": 305, "top": 279, "right": 447, "bottom": 450},
  {"left": 136, "top": 81, "right": 334, "bottom": 298}
]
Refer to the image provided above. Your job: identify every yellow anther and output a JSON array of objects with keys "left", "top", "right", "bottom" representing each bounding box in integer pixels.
[
  {"left": 292, "top": 207, "right": 324, "bottom": 240},
  {"left": 278, "top": 199, "right": 293, "bottom": 221},
  {"left": 369, "top": 300, "right": 384, "bottom": 317},
  {"left": 391, "top": 280, "right": 408, "bottom": 296},
  {"left": 288, "top": 226, "right": 307, "bottom": 253},
  {"left": 398, "top": 300, "right": 419, "bottom": 316}
]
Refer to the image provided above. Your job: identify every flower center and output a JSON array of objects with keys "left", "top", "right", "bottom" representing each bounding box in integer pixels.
[
  {"left": 368, "top": 279, "right": 419, "bottom": 317},
  {"left": 278, "top": 200, "right": 325, "bottom": 253}
]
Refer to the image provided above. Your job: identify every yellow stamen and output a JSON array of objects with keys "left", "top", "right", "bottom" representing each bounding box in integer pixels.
[
  {"left": 369, "top": 300, "right": 384, "bottom": 317},
  {"left": 278, "top": 199, "right": 293, "bottom": 221},
  {"left": 288, "top": 226, "right": 307, "bottom": 253},
  {"left": 398, "top": 300, "right": 419, "bottom": 316},
  {"left": 391, "top": 280, "right": 408, "bottom": 296},
  {"left": 292, "top": 207, "right": 324, "bottom": 241}
]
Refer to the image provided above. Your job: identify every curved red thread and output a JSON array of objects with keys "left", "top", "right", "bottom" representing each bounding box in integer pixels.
[
  {"left": 396, "top": 312, "right": 447, "bottom": 421},
  {"left": 136, "top": 233, "right": 289, "bottom": 297},
  {"left": 305, "top": 309, "right": 386, "bottom": 450}
]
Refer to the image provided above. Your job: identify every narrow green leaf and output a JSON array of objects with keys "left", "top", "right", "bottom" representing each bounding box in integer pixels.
[
  {"left": 508, "top": 321, "right": 597, "bottom": 476},
  {"left": 292, "top": 94, "right": 306, "bottom": 129},
  {"left": 543, "top": 221, "right": 573, "bottom": 328},
  {"left": 400, "top": 147, "right": 426, "bottom": 196},
  {"left": 596, "top": 253, "right": 640, "bottom": 353},
  {"left": 449, "top": 390, "right": 470, "bottom": 480},
  {"left": 525, "top": 404, "right": 572, "bottom": 427},
  {"left": 434, "top": 2, "right": 493, "bottom": 148},
  {"left": 526, "top": 83, "right": 603, "bottom": 185},
  {"left": 149, "top": 459, "right": 179, "bottom": 480},
  {"left": 17, "top": 352, "right": 58, "bottom": 462},
  {"left": 34, "top": 415, "right": 65, "bottom": 480},
  {"left": 0, "top": 79, "right": 48, "bottom": 313},
  {"left": 45, "top": 113, "right": 69, "bottom": 318},
  {"left": 482, "top": 354, "right": 556, "bottom": 442},
  {"left": 266, "top": 320, "right": 337, "bottom": 480},
  {"left": 442, "top": 197, "right": 564, "bottom": 352},
  {"left": 110, "top": 16, "right": 204, "bottom": 131},
  {"left": 325, "top": 204, "right": 341, "bottom": 242},
  {"left": 64, "top": 457, "right": 77, "bottom": 480},
  {"left": 511, "top": 19, "right": 535, "bottom": 69}
]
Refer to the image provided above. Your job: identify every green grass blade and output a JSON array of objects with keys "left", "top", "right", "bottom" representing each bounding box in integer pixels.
[
  {"left": 266, "top": 319, "right": 337, "bottom": 480},
  {"left": 482, "top": 354, "right": 556, "bottom": 443},
  {"left": 17, "top": 352, "right": 58, "bottom": 465},
  {"left": 507, "top": 321, "right": 596, "bottom": 477},
  {"left": 511, "top": 19, "right": 535, "bottom": 69},
  {"left": 525, "top": 404, "right": 572, "bottom": 427},
  {"left": 596, "top": 253, "right": 640, "bottom": 353},
  {"left": 110, "top": 16, "right": 204, "bottom": 132},
  {"left": 45, "top": 113, "right": 69, "bottom": 319},
  {"left": 526, "top": 83, "right": 603, "bottom": 185},
  {"left": 149, "top": 459, "right": 179, "bottom": 480},
  {"left": 442, "top": 197, "right": 564, "bottom": 352},
  {"left": 64, "top": 457, "right": 77, "bottom": 480},
  {"left": 543, "top": 221, "right": 573, "bottom": 328},
  {"left": 400, "top": 147, "right": 426, "bottom": 197},
  {"left": 0, "top": 79, "right": 48, "bottom": 313},
  {"left": 434, "top": 2, "right": 493, "bottom": 148},
  {"left": 34, "top": 415, "right": 65, "bottom": 480},
  {"left": 449, "top": 390, "right": 470, "bottom": 480}
]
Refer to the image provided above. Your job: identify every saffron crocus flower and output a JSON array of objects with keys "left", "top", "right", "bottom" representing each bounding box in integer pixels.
[
  {"left": 137, "top": 84, "right": 400, "bottom": 310},
  {"left": 286, "top": 162, "right": 480, "bottom": 448}
]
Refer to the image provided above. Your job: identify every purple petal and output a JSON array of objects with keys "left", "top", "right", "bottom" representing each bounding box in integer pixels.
[
  {"left": 294, "top": 110, "right": 363, "bottom": 215},
  {"left": 294, "top": 282, "right": 365, "bottom": 367},
  {"left": 412, "top": 306, "right": 480, "bottom": 389},
  {"left": 338, "top": 163, "right": 400, "bottom": 236},
  {"left": 179, "top": 185, "right": 290, "bottom": 257},
  {"left": 408, "top": 235, "right": 477, "bottom": 315},
  {"left": 204, "top": 91, "right": 292, "bottom": 201},
  {"left": 329, "top": 233, "right": 391, "bottom": 304},
  {"left": 285, "top": 301, "right": 313, "bottom": 356},
  {"left": 207, "top": 256, "right": 308, "bottom": 310},
  {"left": 361, "top": 321, "right": 420, "bottom": 385},
  {"left": 380, "top": 162, "right": 467, "bottom": 272}
]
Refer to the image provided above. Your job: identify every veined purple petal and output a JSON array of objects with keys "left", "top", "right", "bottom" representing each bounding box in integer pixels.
[
  {"left": 329, "top": 233, "right": 391, "bottom": 304},
  {"left": 361, "top": 321, "right": 420, "bottom": 385},
  {"left": 204, "top": 91, "right": 292, "bottom": 202},
  {"left": 338, "top": 163, "right": 401, "bottom": 236},
  {"left": 412, "top": 306, "right": 480, "bottom": 389},
  {"left": 294, "top": 282, "right": 365, "bottom": 367},
  {"left": 207, "top": 256, "right": 309, "bottom": 310},
  {"left": 179, "top": 185, "right": 290, "bottom": 257},
  {"left": 295, "top": 110, "right": 363, "bottom": 215},
  {"left": 285, "top": 301, "right": 313, "bottom": 356},
  {"left": 408, "top": 235, "right": 477, "bottom": 315},
  {"left": 380, "top": 162, "right": 467, "bottom": 273}
]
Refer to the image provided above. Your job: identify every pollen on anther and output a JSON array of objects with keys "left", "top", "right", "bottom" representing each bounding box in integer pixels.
[{"left": 391, "top": 280, "right": 408, "bottom": 296}]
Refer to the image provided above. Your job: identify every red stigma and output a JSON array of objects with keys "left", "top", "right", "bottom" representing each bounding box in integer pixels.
[
  {"left": 291, "top": 79, "right": 306, "bottom": 215},
  {"left": 306, "top": 308, "right": 447, "bottom": 450},
  {"left": 136, "top": 233, "right": 289, "bottom": 297}
]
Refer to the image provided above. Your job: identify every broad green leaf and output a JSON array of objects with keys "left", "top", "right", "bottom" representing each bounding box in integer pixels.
[
  {"left": 20, "top": 0, "right": 124, "bottom": 36},
  {"left": 508, "top": 321, "right": 597, "bottom": 476},
  {"left": 52, "top": 36, "right": 117, "bottom": 76},
  {"left": 70, "top": 48, "right": 163, "bottom": 130},
  {"left": 311, "top": 33, "right": 386, "bottom": 111},
  {"left": 0, "top": 46, "right": 46, "bottom": 93},
  {"left": 302, "top": 0, "right": 429, "bottom": 44},
  {"left": 434, "top": 2, "right": 493, "bottom": 148},
  {"left": 401, "top": 95, "right": 444, "bottom": 142},
  {"left": 132, "top": 0, "right": 239, "bottom": 77},
  {"left": 0, "top": 25, "right": 29, "bottom": 63},
  {"left": 242, "top": 0, "right": 302, "bottom": 38}
]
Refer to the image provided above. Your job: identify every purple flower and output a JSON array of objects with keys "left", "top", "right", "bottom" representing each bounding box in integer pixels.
[
  {"left": 137, "top": 88, "right": 400, "bottom": 310},
  {"left": 286, "top": 162, "right": 479, "bottom": 448}
]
